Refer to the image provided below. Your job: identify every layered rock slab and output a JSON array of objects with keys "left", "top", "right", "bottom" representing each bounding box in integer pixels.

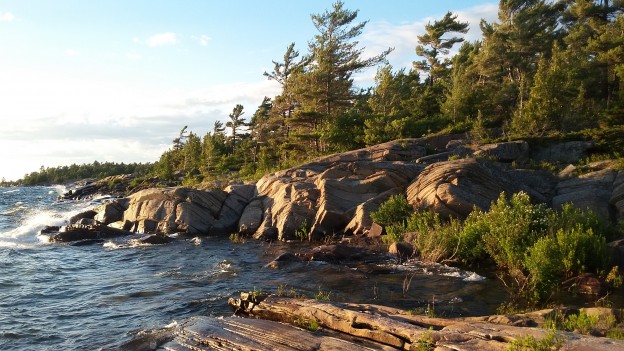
[
  {"left": 250, "top": 160, "right": 424, "bottom": 241},
  {"left": 121, "top": 186, "right": 255, "bottom": 235},
  {"left": 219, "top": 296, "right": 624, "bottom": 351},
  {"left": 407, "top": 158, "right": 556, "bottom": 218}
]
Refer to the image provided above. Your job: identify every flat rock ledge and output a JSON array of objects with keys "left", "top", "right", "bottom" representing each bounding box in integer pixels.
[{"left": 160, "top": 296, "right": 624, "bottom": 351}]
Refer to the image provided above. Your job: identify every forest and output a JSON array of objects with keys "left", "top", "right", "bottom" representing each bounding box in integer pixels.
[{"left": 13, "top": 0, "right": 624, "bottom": 186}]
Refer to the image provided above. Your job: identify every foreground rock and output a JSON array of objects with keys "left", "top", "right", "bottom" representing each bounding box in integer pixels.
[
  {"left": 162, "top": 295, "right": 624, "bottom": 351},
  {"left": 160, "top": 315, "right": 393, "bottom": 351}
]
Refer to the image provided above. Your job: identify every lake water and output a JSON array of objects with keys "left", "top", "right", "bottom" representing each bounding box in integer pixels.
[{"left": 0, "top": 185, "right": 508, "bottom": 350}]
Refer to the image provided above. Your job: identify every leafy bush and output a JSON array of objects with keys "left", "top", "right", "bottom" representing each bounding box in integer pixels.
[
  {"left": 370, "top": 194, "right": 413, "bottom": 227},
  {"left": 506, "top": 330, "right": 563, "bottom": 351},
  {"left": 525, "top": 226, "right": 608, "bottom": 301},
  {"left": 398, "top": 211, "right": 461, "bottom": 263},
  {"left": 382, "top": 190, "right": 615, "bottom": 305}
]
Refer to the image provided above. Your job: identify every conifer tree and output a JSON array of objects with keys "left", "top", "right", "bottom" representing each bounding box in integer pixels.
[
  {"left": 414, "top": 11, "right": 469, "bottom": 86},
  {"left": 225, "top": 104, "right": 246, "bottom": 152}
]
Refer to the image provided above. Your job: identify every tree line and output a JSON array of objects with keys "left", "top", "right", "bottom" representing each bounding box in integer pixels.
[
  {"left": 13, "top": 1, "right": 624, "bottom": 186},
  {"left": 154, "top": 0, "right": 624, "bottom": 184},
  {"left": 18, "top": 162, "right": 152, "bottom": 185}
]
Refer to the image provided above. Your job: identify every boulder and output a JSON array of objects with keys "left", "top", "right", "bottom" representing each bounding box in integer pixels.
[
  {"left": 406, "top": 158, "right": 550, "bottom": 218},
  {"left": 265, "top": 252, "right": 303, "bottom": 269},
  {"left": 299, "top": 244, "right": 381, "bottom": 264},
  {"left": 48, "top": 223, "right": 133, "bottom": 243},
  {"left": 94, "top": 200, "right": 126, "bottom": 225},
  {"left": 552, "top": 168, "right": 617, "bottom": 219},
  {"left": 474, "top": 140, "right": 529, "bottom": 162},
  {"left": 69, "top": 210, "right": 97, "bottom": 225},
  {"left": 211, "top": 184, "right": 257, "bottom": 235},
  {"left": 122, "top": 187, "right": 228, "bottom": 235},
  {"left": 137, "top": 234, "right": 173, "bottom": 245},
  {"left": 388, "top": 241, "right": 416, "bottom": 262},
  {"left": 534, "top": 140, "right": 594, "bottom": 163},
  {"left": 238, "top": 198, "right": 263, "bottom": 236}
]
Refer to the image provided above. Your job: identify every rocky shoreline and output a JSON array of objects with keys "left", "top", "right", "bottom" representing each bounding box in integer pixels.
[
  {"left": 44, "top": 135, "right": 624, "bottom": 254},
  {"left": 145, "top": 294, "right": 624, "bottom": 351},
  {"left": 40, "top": 135, "right": 624, "bottom": 349}
]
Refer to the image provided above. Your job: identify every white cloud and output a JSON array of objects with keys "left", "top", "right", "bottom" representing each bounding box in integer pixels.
[
  {"left": 147, "top": 32, "right": 178, "bottom": 47},
  {"left": 0, "top": 65, "right": 281, "bottom": 180},
  {"left": 65, "top": 49, "right": 79, "bottom": 57},
  {"left": 0, "top": 12, "right": 15, "bottom": 22},
  {"left": 361, "top": 3, "right": 499, "bottom": 72},
  {"left": 197, "top": 34, "right": 211, "bottom": 46}
]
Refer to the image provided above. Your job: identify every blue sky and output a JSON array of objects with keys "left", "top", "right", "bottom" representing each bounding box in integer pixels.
[{"left": 0, "top": 1, "right": 497, "bottom": 181}]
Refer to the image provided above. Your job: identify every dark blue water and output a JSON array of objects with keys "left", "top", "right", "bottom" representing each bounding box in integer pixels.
[{"left": 0, "top": 186, "right": 506, "bottom": 351}]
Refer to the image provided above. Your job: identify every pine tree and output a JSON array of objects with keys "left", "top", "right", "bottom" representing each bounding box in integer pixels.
[
  {"left": 414, "top": 11, "right": 469, "bottom": 86},
  {"left": 225, "top": 104, "right": 246, "bottom": 152}
]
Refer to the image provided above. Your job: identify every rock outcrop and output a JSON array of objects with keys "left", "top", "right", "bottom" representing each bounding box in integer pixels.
[
  {"left": 159, "top": 295, "right": 624, "bottom": 351},
  {"left": 553, "top": 167, "right": 617, "bottom": 219},
  {"left": 75, "top": 136, "right": 624, "bottom": 240},
  {"left": 235, "top": 139, "right": 432, "bottom": 241},
  {"left": 121, "top": 186, "right": 255, "bottom": 235},
  {"left": 406, "top": 158, "right": 556, "bottom": 218}
]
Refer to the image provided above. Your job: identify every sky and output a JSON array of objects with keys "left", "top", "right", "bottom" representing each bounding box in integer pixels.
[{"left": 0, "top": 1, "right": 498, "bottom": 181}]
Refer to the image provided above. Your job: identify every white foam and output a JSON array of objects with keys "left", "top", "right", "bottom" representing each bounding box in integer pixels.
[
  {"left": 1, "top": 203, "right": 94, "bottom": 247},
  {"left": 49, "top": 184, "right": 67, "bottom": 196},
  {"left": 463, "top": 272, "right": 486, "bottom": 282},
  {"left": 2, "top": 189, "right": 20, "bottom": 194},
  {"left": 103, "top": 241, "right": 122, "bottom": 249}
]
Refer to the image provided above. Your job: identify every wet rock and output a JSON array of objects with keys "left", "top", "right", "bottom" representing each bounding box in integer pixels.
[
  {"left": 265, "top": 252, "right": 302, "bottom": 269},
  {"left": 60, "top": 182, "right": 98, "bottom": 200},
  {"left": 94, "top": 200, "right": 126, "bottom": 225},
  {"left": 69, "top": 210, "right": 97, "bottom": 225},
  {"left": 75, "top": 218, "right": 97, "bottom": 226},
  {"left": 299, "top": 244, "right": 380, "bottom": 264},
  {"left": 69, "top": 239, "right": 105, "bottom": 246},
  {"left": 388, "top": 241, "right": 416, "bottom": 262},
  {"left": 137, "top": 234, "right": 173, "bottom": 245},
  {"left": 49, "top": 223, "right": 133, "bottom": 243},
  {"left": 40, "top": 226, "right": 61, "bottom": 235}
]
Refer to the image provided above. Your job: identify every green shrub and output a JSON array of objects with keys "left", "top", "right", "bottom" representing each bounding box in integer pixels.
[
  {"left": 376, "top": 190, "right": 615, "bottom": 306},
  {"left": 463, "top": 192, "right": 548, "bottom": 276},
  {"left": 506, "top": 330, "right": 563, "bottom": 351},
  {"left": 371, "top": 194, "right": 413, "bottom": 227},
  {"left": 525, "top": 227, "right": 605, "bottom": 301}
]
